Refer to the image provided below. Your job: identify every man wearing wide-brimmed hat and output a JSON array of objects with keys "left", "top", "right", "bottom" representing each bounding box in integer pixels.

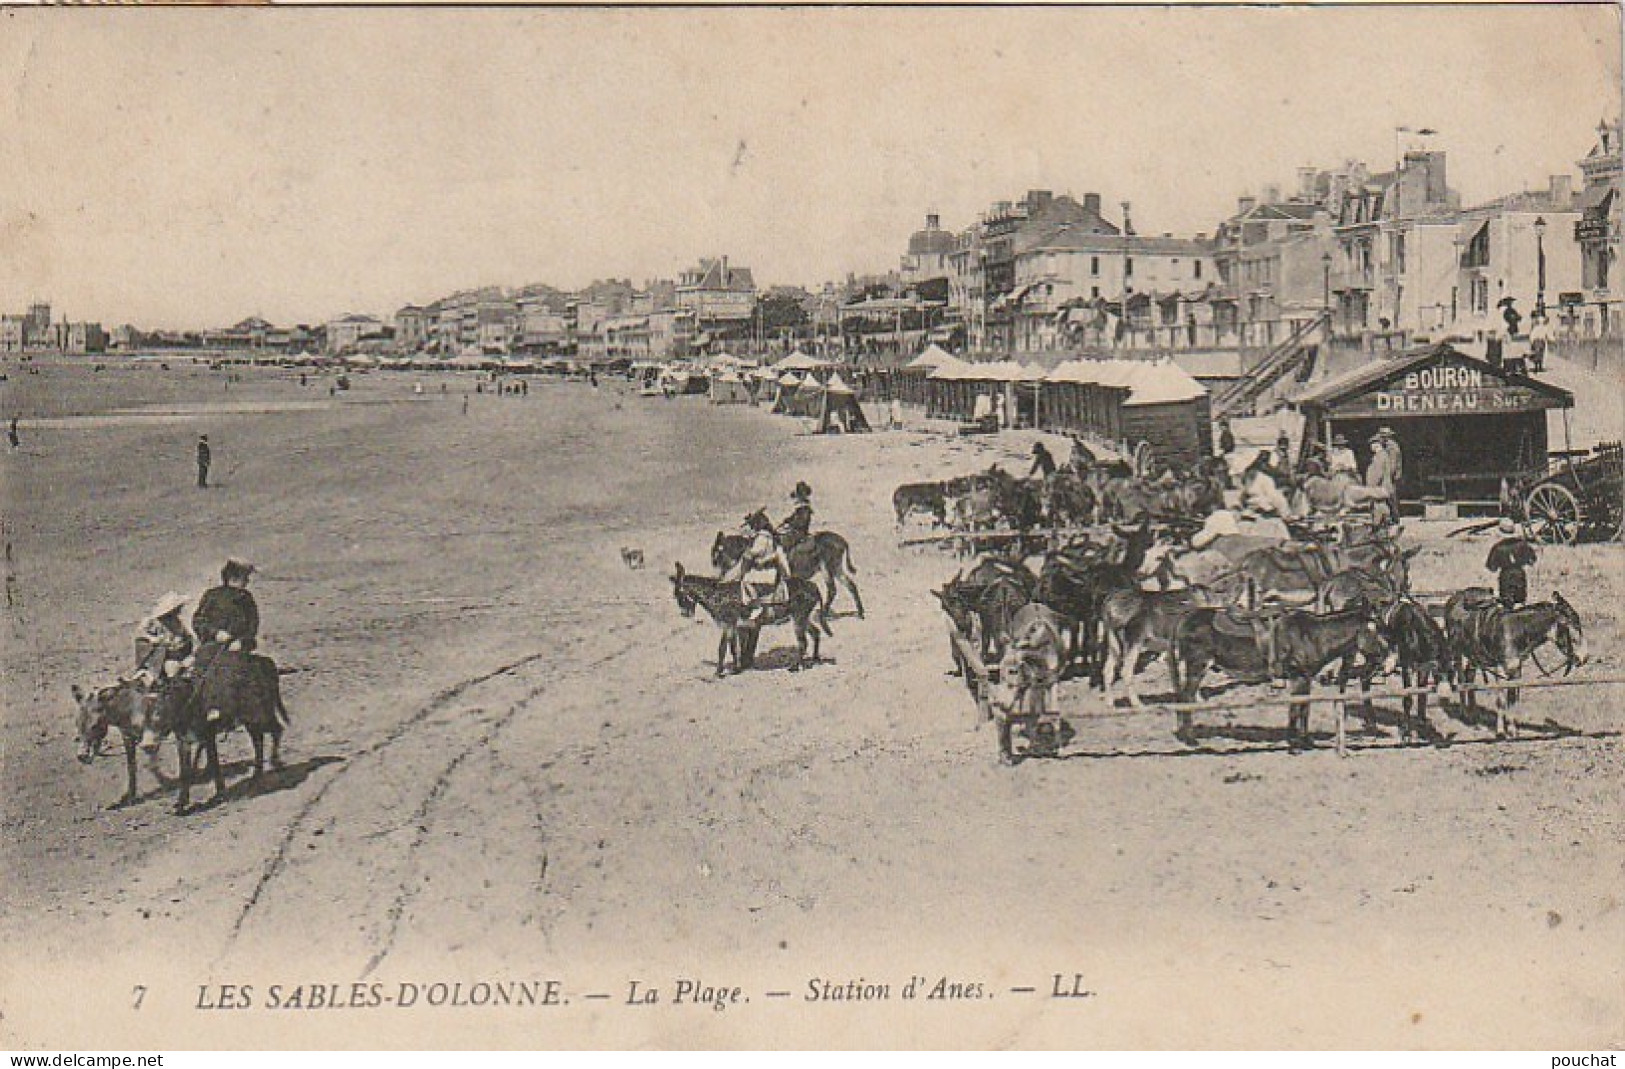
[
  {"left": 131, "top": 590, "right": 195, "bottom": 686},
  {"left": 1327, "top": 432, "right": 1358, "bottom": 477},
  {"left": 1365, "top": 427, "right": 1402, "bottom": 524},
  {"left": 776, "top": 481, "right": 814, "bottom": 552}
]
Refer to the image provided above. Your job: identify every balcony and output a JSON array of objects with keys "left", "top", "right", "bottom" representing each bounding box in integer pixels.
[{"left": 1331, "top": 266, "right": 1376, "bottom": 291}]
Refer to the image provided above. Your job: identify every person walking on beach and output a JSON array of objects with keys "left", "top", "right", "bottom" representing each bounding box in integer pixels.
[
  {"left": 462, "top": 394, "right": 469, "bottom": 416},
  {"left": 7, "top": 418, "right": 18, "bottom": 451},
  {"left": 195, "top": 435, "right": 212, "bottom": 489}
]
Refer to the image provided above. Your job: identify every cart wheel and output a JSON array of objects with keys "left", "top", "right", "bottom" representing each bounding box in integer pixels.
[{"left": 1525, "top": 482, "right": 1581, "bottom": 545}]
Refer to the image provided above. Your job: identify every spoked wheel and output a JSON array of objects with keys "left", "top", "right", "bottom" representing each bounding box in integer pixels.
[{"left": 1524, "top": 482, "right": 1582, "bottom": 545}]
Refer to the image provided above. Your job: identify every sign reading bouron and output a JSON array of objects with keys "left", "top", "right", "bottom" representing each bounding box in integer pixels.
[{"left": 1333, "top": 362, "right": 1564, "bottom": 418}]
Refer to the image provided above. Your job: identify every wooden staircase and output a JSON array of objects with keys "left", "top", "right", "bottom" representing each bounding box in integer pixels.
[{"left": 1213, "top": 311, "right": 1331, "bottom": 420}]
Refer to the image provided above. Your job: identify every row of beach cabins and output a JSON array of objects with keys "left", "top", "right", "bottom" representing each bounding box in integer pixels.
[{"left": 201, "top": 343, "right": 1213, "bottom": 467}]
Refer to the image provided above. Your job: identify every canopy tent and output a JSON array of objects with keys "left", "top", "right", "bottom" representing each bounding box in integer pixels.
[
  {"left": 815, "top": 372, "right": 871, "bottom": 433},
  {"left": 774, "top": 351, "right": 832, "bottom": 372},
  {"left": 904, "top": 343, "right": 957, "bottom": 370},
  {"left": 775, "top": 376, "right": 826, "bottom": 418},
  {"left": 708, "top": 370, "right": 752, "bottom": 404}
]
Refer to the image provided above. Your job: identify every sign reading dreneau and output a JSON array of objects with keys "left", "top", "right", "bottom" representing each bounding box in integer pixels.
[{"left": 1330, "top": 362, "right": 1565, "bottom": 418}]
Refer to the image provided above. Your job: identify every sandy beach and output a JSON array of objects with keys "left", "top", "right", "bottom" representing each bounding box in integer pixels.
[{"left": 2, "top": 359, "right": 1622, "bottom": 1049}]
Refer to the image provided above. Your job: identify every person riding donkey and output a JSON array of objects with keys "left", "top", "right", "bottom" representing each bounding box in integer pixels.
[
  {"left": 189, "top": 559, "right": 263, "bottom": 722},
  {"left": 776, "top": 481, "right": 814, "bottom": 553},
  {"left": 725, "top": 512, "right": 792, "bottom": 622},
  {"left": 127, "top": 590, "right": 195, "bottom": 688}
]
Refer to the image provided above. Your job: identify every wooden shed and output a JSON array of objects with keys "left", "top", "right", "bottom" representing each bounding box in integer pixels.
[{"left": 1294, "top": 343, "right": 1573, "bottom": 504}]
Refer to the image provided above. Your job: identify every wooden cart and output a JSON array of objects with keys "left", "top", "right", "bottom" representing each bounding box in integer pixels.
[{"left": 1512, "top": 441, "right": 1623, "bottom": 545}]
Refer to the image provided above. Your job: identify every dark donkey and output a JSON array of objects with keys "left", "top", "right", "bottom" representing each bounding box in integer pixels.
[
  {"left": 1035, "top": 515, "right": 1155, "bottom": 685},
  {"left": 1376, "top": 597, "right": 1452, "bottom": 742},
  {"left": 670, "top": 562, "right": 826, "bottom": 676},
  {"left": 713, "top": 512, "right": 864, "bottom": 618},
  {"left": 142, "top": 650, "right": 290, "bottom": 814},
  {"left": 1443, "top": 589, "right": 1587, "bottom": 738},
  {"left": 72, "top": 678, "right": 160, "bottom": 808},
  {"left": 1269, "top": 605, "right": 1390, "bottom": 749}
]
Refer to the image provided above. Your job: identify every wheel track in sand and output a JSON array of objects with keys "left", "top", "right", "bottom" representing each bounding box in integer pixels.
[{"left": 216, "top": 616, "right": 654, "bottom": 974}]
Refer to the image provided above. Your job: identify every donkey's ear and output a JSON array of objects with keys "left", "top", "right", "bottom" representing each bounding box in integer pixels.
[
  {"left": 70, "top": 683, "right": 83, "bottom": 700},
  {"left": 1402, "top": 546, "right": 1422, "bottom": 561}
]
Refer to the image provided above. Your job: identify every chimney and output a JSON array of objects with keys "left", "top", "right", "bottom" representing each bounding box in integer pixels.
[
  {"left": 1026, "top": 189, "right": 1054, "bottom": 212},
  {"left": 1298, "top": 167, "right": 1318, "bottom": 201},
  {"left": 1548, "top": 175, "right": 1573, "bottom": 207},
  {"left": 1121, "top": 201, "right": 1134, "bottom": 236},
  {"left": 1083, "top": 192, "right": 1102, "bottom": 215},
  {"left": 926, "top": 213, "right": 940, "bottom": 230},
  {"left": 1237, "top": 195, "right": 1256, "bottom": 216}
]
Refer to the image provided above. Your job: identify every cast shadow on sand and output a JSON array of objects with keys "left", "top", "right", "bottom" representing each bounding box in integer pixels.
[
  {"left": 111, "top": 754, "right": 344, "bottom": 813},
  {"left": 994, "top": 702, "right": 1608, "bottom": 763}
]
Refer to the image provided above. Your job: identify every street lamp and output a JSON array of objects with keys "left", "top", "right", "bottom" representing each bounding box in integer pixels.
[
  {"left": 1533, "top": 215, "right": 1548, "bottom": 320},
  {"left": 1321, "top": 250, "right": 1333, "bottom": 320}
]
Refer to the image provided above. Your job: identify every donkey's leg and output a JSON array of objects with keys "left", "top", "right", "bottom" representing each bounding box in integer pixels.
[
  {"left": 207, "top": 731, "right": 227, "bottom": 800},
  {"left": 175, "top": 738, "right": 193, "bottom": 814},
  {"left": 119, "top": 732, "right": 139, "bottom": 807},
  {"left": 1501, "top": 662, "right": 1521, "bottom": 738},
  {"left": 251, "top": 730, "right": 266, "bottom": 778}
]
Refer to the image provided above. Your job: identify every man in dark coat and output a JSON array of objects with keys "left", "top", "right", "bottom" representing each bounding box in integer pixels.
[
  {"left": 196, "top": 435, "right": 212, "bottom": 489},
  {"left": 193, "top": 559, "right": 260, "bottom": 655},
  {"left": 1486, "top": 520, "right": 1537, "bottom": 608},
  {"left": 776, "top": 482, "right": 814, "bottom": 552},
  {"left": 1028, "top": 442, "right": 1057, "bottom": 478}
]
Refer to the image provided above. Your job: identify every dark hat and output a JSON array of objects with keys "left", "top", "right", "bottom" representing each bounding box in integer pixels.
[
  {"left": 1332, "top": 433, "right": 1349, "bottom": 446},
  {"left": 199, "top": 434, "right": 208, "bottom": 441},
  {"left": 1374, "top": 426, "right": 1396, "bottom": 439},
  {"left": 221, "top": 559, "right": 255, "bottom": 583},
  {"left": 791, "top": 481, "right": 812, "bottom": 501}
]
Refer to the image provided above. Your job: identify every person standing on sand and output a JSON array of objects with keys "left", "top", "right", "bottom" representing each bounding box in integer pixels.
[
  {"left": 7, "top": 418, "right": 18, "bottom": 451},
  {"left": 462, "top": 394, "right": 469, "bottom": 416},
  {"left": 196, "top": 434, "right": 211, "bottom": 489}
]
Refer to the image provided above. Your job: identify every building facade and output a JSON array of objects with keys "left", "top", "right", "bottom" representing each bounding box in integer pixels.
[{"left": 1574, "top": 119, "right": 1621, "bottom": 336}]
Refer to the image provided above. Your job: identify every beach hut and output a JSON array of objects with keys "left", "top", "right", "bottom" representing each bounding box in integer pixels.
[
  {"left": 926, "top": 355, "right": 980, "bottom": 420},
  {"left": 896, "top": 343, "right": 956, "bottom": 406},
  {"left": 1039, "top": 360, "right": 1130, "bottom": 443},
  {"left": 1117, "top": 359, "right": 1212, "bottom": 469},
  {"left": 709, "top": 369, "right": 752, "bottom": 405},
  {"left": 815, "top": 372, "right": 871, "bottom": 434}
]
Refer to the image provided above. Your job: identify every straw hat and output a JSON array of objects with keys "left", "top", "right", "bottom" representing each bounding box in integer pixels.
[{"left": 148, "top": 591, "right": 188, "bottom": 620}]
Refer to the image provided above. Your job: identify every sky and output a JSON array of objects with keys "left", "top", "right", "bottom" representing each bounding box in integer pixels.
[{"left": 0, "top": 5, "right": 1619, "bottom": 329}]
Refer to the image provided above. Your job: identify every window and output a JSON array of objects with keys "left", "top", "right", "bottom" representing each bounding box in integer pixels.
[
  {"left": 1091, "top": 256, "right": 1100, "bottom": 276},
  {"left": 1195, "top": 261, "right": 1203, "bottom": 280},
  {"left": 1091, "top": 286, "right": 1100, "bottom": 299},
  {"left": 1125, "top": 257, "right": 1134, "bottom": 277}
]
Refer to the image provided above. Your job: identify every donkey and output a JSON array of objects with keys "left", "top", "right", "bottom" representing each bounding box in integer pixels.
[
  {"left": 1444, "top": 589, "right": 1587, "bottom": 738},
  {"left": 141, "top": 651, "right": 290, "bottom": 814},
  {"left": 714, "top": 513, "right": 865, "bottom": 618},
  {"left": 671, "top": 562, "right": 826, "bottom": 676},
  {"left": 1268, "top": 606, "right": 1390, "bottom": 748},
  {"left": 1097, "top": 584, "right": 1216, "bottom": 709},
  {"left": 1376, "top": 597, "right": 1452, "bottom": 742},
  {"left": 71, "top": 679, "right": 160, "bottom": 808}
]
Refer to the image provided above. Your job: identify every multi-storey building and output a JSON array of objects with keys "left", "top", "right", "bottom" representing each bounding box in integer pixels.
[
  {"left": 1574, "top": 119, "right": 1621, "bottom": 336},
  {"left": 394, "top": 305, "right": 430, "bottom": 349},
  {"left": 1330, "top": 150, "right": 1461, "bottom": 335},
  {"left": 1451, "top": 177, "right": 1581, "bottom": 336},
  {"left": 676, "top": 257, "right": 756, "bottom": 327}
]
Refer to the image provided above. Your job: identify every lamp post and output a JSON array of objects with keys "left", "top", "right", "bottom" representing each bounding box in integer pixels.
[
  {"left": 1533, "top": 215, "right": 1548, "bottom": 320},
  {"left": 1321, "top": 250, "right": 1333, "bottom": 325}
]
